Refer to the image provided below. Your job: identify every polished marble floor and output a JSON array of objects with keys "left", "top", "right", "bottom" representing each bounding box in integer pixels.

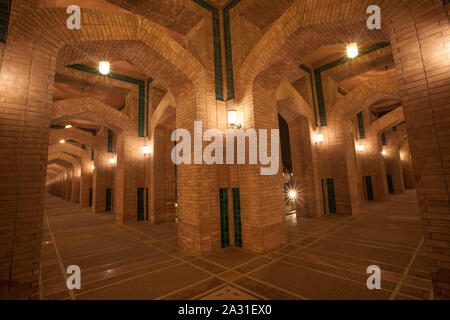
[{"left": 40, "top": 190, "right": 431, "bottom": 300}]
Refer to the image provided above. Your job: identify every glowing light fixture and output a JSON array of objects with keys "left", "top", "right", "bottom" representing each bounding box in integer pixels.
[
  {"left": 65, "top": 124, "right": 72, "bottom": 129},
  {"left": 59, "top": 139, "right": 65, "bottom": 144},
  {"left": 142, "top": 145, "right": 151, "bottom": 155},
  {"left": 91, "top": 164, "right": 95, "bottom": 170},
  {"left": 228, "top": 110, "right": 241, "bottom": 129},
  {"left": 347, "top": 43, "right": 359, "bottom": 59},
  {"left": 109, "top": 157, "right": 117, "bottom": 165},
  {"left": 381, "top": 150, "right": 387, "bottom": 156},
  {"left": 314, "top": 133, "right": 324, "bottom": 144},
  {"left": 288, "top": 190, "right": 297, "bottom": 200},
  {"left": 357, "top": 144, "right": 365, "bottom": 152},
  {"left": 99, "top": 61, "right": 110, "bottom": 75}
]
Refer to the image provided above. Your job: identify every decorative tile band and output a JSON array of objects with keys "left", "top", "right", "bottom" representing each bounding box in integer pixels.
[
  {"left": 191, "top": 0, "right": 224, "bottom": 101},
  {"left": 223, "top": 0, "right": 242, "bottom": 100},
  {"left": 65, "top": 64, "right": 147, "bottom": 137},
  {"left": 357, "top": 112, "right": 365, "bottom": 139},
  {"left": 299, "top": 64, "right": 318, "bottom": 126},
  {"left": 146, "top": 78, "right": 153, "bottom": 137},
  {"left": 0, "top": 0, "right": 10, "bottom": 43},
  {"left": 314, "top": 42, "right": 391, "bottom": 127}
]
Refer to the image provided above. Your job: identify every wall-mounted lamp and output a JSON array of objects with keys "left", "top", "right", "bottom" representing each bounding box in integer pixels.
[
  {"left": 109, "top": 157, "right": 117, "bottom": 165},
  {"left": 142, "top": 145, "right": 151, "bottom": 156},
  {"left": 59, "top": 139, "right": 65, "bottom": 144},
  {"left": 99, "top": 61, "right": 110, "bottom": 75},
  {"left": 91, "top": 163, "right": 95, "bottom": 171},
  {"left": 65, "top": 124, "right": 72, "bottom": 129},
  {"left": 381, "top": 150, "right": 387, "bottom": 156},
  {"left": 228, "top": 110, "right": 241, "bottom": 130},
  {"left": 357, "top": 144, "right": 365, "bottom": 152},
  {"left": 314, "top": 133, "right": 324, "bottom": 144},
  {"left": 347, "top": 43, "right": 358, "bottom": 59}
]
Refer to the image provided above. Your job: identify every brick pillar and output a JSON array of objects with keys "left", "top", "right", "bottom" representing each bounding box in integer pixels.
[
  {"left": 400, "top": 139, "right": 416, "bottom": 190},
  {"left": 114, "top": 132, "right": 142, "bottom": 224},
  {"left": 0, "top": 32, "right": 54, "bottom": 299},
  {"left": 288, "top": 115, "right": 322, "bottom": 218},
  {"left": 151, "top": 125, "right": 176, "bottom": 223},
  {"left": 384, "top": 130, "right": 405, "bottom": 194},
  {"left": 176, "top": 91, "right": 222, "bottom": 254},
  {"left": 79, "top": 154, "right": 93, "bottom": 207},
  {"left": 237, "top": 87, "right": 287, "bottom": 253},
  {"left": 92, "top": 128, "right": 113, "bottom": 214},
  {"left": 327, "top": 121, "right": 361, "bottom": 215},
  {"left": 390, "top": 0, "right": 450, "bottom": 298},
  {"left": 359, "top": 136, "right": 389, "bottom": 202},
  {"left": 60, "top": 171, "right": 67, "bottom": 200}
]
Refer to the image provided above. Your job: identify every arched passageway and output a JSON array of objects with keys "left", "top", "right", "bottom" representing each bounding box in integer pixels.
[{"left": 0, "top": 0, "right": 448, "bottom": 300}]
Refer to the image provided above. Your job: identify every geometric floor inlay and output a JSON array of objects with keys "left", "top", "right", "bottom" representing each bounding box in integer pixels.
[{"left": 199, "top": 285, "right": 259, "bottom": 300}]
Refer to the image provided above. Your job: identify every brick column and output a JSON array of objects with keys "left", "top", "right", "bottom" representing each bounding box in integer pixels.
[
  {"left": 384, "top": 130, "right": 405, "bottom": 194},
  {"left": 390, "top": 0, "right": 450, "bottom": 298},
  {"left": 288, "top": 115, "right": 322, "bottom": 218},
  {"left": 327, "top": 121, "right": 361, "bottom": 215},
  {"left": 92, "top": 128, "right": 113, "bottom": 214},
  {"left": 79, "top": 153, "right": 93, "bottom": 207},
  {"left": 236, "top": 87, "right": 287, "bottom": 253},
  {"left": 359, "top": 136, "right": 390, "bottom": 202},
  {"left": 151, "top": 125, "right": 176, "bottom": 223}
]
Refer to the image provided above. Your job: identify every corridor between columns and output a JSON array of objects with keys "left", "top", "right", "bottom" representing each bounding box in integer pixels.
[
  {"left": 0, "top": 0, "right": 449, "bottom": 301},
  {"left": 41, "top": 191, "right": 430, "bottom": 300}
]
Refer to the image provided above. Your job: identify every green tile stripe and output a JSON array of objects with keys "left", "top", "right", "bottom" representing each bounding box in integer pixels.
[
  {"left": 365, "top": 176, "right": 374, "bottom": 201},
  {"left": 387, "top": 174, "right": 394, "bottom": 194},
  {"left": 321, "top": 179, "right": 327, "bottom": 215},
  {"left": 314, "top": 42, "right": 391, "bottom": 127},
  {"left": 106, "top": 188, "right": 112, "bottom": 212},
  {"left": 299, "top": 64, "right": 318, "bottom": 126},
  {"left": 0, "top": 0, "right": 10, "bottom": 43},
  {"left": 337, "top": 87, "right": 347, "bottom": 96},
  {"left": 357, "top": 112, "right": 365, "bottom": 139},
  {"left": 146, "top": 188, "right": 149, "bottom": 221},
  {"left": 91, "top": 149, "right": 94, "bottom": 161},
  {"left": 191, "top": 1, "right": 223, "bottom": 101},
  {"left": 232, "top": 188, "right": 242, "bottom": 247},
  {"left": 326, "top": 178, "right": 336, "bottom": 214},
  {"left": 137, "top": 188, "right": 145, "bottom": 221},
  {"left": 62, "top": 152, "right": 78, "bottom": 158},
  {"left": 107, "top": 129, "right": 113, "bottom": 152},
  {"left": 219, "top": 188, "right": 230, "bottom": 248},
  {"left": 50, "top": 124, "right": 97, "bottom": 136},
  {"left": 223, "top": 0, "right": 242, "bottom": 100},
  {"left": 381, "top": 132, "right": 387, "bottom": 146},
  {"left": 65, "top": 64, "right": 147, "bottom": 137},
  {"left": 146, "top": 78, "right": 153, "bottom": 137}
]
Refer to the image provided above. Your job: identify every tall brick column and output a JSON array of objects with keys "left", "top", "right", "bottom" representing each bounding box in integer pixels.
[
  {"left": 92, "top": 128, "right": 113, "bottom": 213},
  {"left": 389, "top": 0, "right": 450, "bottom": 298},
  {"left": 384, "top": 129, "right": 405, "bottom": 194},
  {"left": 237, "top": 86, "right": 287, "bottom": 253}
]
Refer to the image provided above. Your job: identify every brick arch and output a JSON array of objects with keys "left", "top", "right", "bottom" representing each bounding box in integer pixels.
[
  {"left": 49, "top": 127, "right": 96, "bottom": 147},
  {"left": 236, "top": 0, "right": 408, "bottom": 99},
  {"left": 328, "top": 74, "right": 400, "bottom": 122},
  {"left": 276, "top": 80, "right": 316, "bottom": 128},
  {"left": 52, "top": 97, "right": 132, "bottom": 133},
  {"left": 48, "top": 143, "right": 88, "bottom": 159},
  {"left": 8, "top": 8, "right": 210, "bottom": 98},
  {"left": 151, "top": 90, "right": 176, "bottom": 132},
  {"left": 47, "top": 163, "right": 68, "bottom": 175},
  {"left": 48, "top": 152, "right": 82, "bottom": 172},
  {"left": 369, "top": 107, "right": 405, "bottom": 136}
]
